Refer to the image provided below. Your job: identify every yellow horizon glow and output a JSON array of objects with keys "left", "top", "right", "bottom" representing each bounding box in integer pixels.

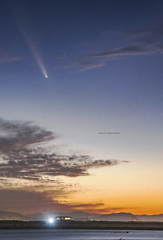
[{"left": 2, "top": 157, "right": 163, "bottom": 215}]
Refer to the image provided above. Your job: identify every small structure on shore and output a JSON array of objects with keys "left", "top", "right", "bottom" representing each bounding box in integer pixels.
[{"left": 56, "top": 216, "right": 72, "bottom": 221}]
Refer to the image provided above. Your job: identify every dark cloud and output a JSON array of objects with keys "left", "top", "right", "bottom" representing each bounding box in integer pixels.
[
  {"left": 0, "top": 118, "right": 126, "bottom": 181},
  {"left": 0, "top": 148, "right": 119, "bottom": 179},
  {"left": 0, "top": 118, "right": 55, "bottom": 153},
  {"left": 83, "top": 206, "right": 137, "bottom": 214},
  {"left": 69, "top": 203, "right": 104, "bottom": 208}
]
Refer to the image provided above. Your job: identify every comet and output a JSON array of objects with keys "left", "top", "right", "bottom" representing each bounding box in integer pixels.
[
  {"left": 22, "top": 33, "right": 49, "bottom": 79},
  {"left": 26, "top": 38, "right": 48, "bottom": 79},
  {"left": 7, "top": 3, "right": 48, "bottom": 79}
]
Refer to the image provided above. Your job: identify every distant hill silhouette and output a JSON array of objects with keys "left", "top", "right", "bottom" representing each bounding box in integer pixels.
[
  {"left": 96, "top": 212, "right": 140, "bottom": 221},
  {"left": 0, "top": 210, "right": 26, "bottom": 221},
  {"left": 136, "top": 214, "right": 163, "bottom": 222},
  {"left": 0, "top": 210, "right": 163, "bottom": 222},
  {"left": 25, "top": 212, "right": 45, "bottom": 221}
]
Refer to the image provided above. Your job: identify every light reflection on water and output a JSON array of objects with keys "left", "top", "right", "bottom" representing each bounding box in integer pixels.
[{"left": 0, "top": 229, "right": 163, "bottom": 240}]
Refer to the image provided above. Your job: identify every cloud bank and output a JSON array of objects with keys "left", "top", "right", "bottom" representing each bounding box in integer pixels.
[{"left": 0, "top": 188, "right": 130, "bottom": 214}]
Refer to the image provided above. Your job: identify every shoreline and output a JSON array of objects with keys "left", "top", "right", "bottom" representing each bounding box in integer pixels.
[{"left": 0, "top": 221, "right": 163, "bottom": 230}]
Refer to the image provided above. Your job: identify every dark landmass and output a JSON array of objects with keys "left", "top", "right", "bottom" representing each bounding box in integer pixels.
[
  {"left": 1, "top": 210, "right": 163, "bottom": 222},
  {"left": 1, "top": 220, "right": 163, "bottom": 230}
]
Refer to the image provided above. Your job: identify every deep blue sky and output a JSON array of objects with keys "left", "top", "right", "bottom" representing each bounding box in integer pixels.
[{"left": 0, "top": 0, "right": 163, "bottom": 214}]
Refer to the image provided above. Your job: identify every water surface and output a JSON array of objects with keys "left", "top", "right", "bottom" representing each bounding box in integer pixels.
[{"left": 0, "top": 229, "right": 163, "bottom": 240}]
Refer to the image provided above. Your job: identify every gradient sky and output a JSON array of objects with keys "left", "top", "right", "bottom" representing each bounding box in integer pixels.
[{"left": 0, "top": 0, "right": 163, "bottom": 215}]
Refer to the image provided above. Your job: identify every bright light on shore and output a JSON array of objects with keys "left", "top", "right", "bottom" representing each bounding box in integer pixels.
[{"left": 48, "top": 218, "right": 54, "bottom": 223}]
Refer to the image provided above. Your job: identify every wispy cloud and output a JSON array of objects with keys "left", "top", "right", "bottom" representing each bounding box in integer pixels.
[
  {"left": 81, "top": 26, "right": 163, "bottom": 67},
  {"left": 54, "top": 56, "right": 106, "bottom": 72},
  {"left": 56, "top": 26, "right": 163, "bottom": 71},
  {"left": 0, "top": 118, "right": 127, "bottom": 181},
  {"left": 0, "top": 53, "right": 22, "bottom": 63}
]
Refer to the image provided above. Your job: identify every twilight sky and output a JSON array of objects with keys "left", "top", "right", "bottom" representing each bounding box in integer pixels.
[{"left": 0, "top": 0, "right": 163, "bottom": 215}]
